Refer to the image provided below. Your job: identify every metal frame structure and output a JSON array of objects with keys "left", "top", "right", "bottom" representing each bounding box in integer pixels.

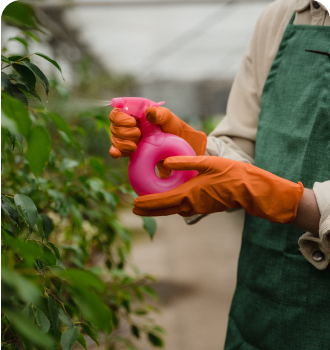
[{"left": 25, "top": 0, "right": 271, "bottom": 7}]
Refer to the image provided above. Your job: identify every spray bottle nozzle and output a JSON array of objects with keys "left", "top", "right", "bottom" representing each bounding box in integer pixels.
[
  {"left": 110, "top": 97, "right": 165, "bottom": 120},
  {"left": 110, "top": 98, "right": 125, "bottom": 108}
]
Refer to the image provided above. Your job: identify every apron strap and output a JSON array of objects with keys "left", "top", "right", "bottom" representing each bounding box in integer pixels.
[{"left": 289, "top": 13, "right": 296, "bottom": 25}]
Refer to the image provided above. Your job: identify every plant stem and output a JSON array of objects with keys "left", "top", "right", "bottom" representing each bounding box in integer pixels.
[
  {"left": 45, "top": 290, "right": 75, "bottom": 326},
  {"left": 1, "top": 53, "right": 35, "bottom": 70},
  {"left": 2, "top": 323, "right": 10, "bottom": 341},
  {"left": 1, "top": 193, "right": 15, "bottom": 198}
]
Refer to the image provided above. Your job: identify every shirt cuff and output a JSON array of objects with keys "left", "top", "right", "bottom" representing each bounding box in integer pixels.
[
  {"left": 205, "top": 136, "right": 254, "bottom": 164},
  {"left": 298, "top": 181, "right": 330, "bottom": 270}
]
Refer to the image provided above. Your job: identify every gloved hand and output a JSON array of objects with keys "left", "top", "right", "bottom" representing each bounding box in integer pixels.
[
  {"left": 133, "top": 156, "right": 304, "bottom": 224},
  {"left": 109, "top": 106, "right": 207, "bottom": 159}
]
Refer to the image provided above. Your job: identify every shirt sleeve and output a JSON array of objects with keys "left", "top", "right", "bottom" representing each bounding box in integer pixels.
[
  {"left": 206, "top": 0, "right": 294, "bottom": 163},
  {"left": 185, "top": 0, "right": 295, "bottom": 226},
  {"left": 298, "top": 181, "right": 330, "bottom": 270}
]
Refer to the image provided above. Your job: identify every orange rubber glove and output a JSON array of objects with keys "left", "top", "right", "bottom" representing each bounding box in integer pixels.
[
  {"left": 133, "top": 156, "right": 304, "bottom": 224},
  {"left": 109, "top": 106, "right": 207, "bottom": 159}
]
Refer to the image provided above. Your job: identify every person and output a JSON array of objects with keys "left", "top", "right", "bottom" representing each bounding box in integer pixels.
[{"left": 109, "top": 0, "right": 330, "bottom": 348}]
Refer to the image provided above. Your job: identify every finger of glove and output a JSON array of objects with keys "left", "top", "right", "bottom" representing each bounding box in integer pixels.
[
  {"left": 145, "top": 106, "right": 180, "bottom": 132},
  {"left": 145, "top": 106, "right": 165, "bottom": 125},
  {"left": 133, "top": 205, "right": 180, "bottom": 217},
  {"left": 163, "top": 156, "right": 208, "bottom": 172},
  {"left": 134, "top": 189, "right": 184, "bottom": 211},
  {"left": 133, "top": 177, "right": 199, "bottom": 211},
  {"left": 156, "top": 160, "right": 172, "bottom": 178},
  {"left": 109, "top": 146, "right": 123, "bottom": 159},
  {"left": 109, "top": 108, "right": 137, "bottom": 127},
  {"left": 110, "top": 123, "right": 141, "bottom": 141},
  {"left": 111, "top": 134, "right": 137, "bottom": 154}
]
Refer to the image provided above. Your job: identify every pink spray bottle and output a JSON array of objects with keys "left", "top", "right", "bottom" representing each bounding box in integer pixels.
[{"left": 110, "top": 97, "right": 198, "bottom": 196}]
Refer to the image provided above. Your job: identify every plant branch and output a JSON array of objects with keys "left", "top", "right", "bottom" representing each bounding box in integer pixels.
[
  {"left": 2, "top": 323, "right": 10, "bottom": 342},
  {"left": 1, "top": 53, "right": 35, "bottom": 70},
  {"left": 1, "top": 193, "right": 15, "bottom": 198},
  {"left": 45, "top": 290, "right": 75, "bottom": 326}
]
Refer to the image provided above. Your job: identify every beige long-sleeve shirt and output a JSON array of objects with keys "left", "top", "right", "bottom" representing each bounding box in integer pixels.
[{"left": 206, "top": 0, "right": 330, "bottom": 270}]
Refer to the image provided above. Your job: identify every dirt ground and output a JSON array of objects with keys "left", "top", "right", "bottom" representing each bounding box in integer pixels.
[{"left": 119, "top": 208, "right": 245, "bottom": 350}]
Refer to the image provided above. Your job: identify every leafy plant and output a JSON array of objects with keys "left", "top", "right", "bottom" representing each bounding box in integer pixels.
[{"left": 1, "top": 2, "right": 162, "bottom": 350}]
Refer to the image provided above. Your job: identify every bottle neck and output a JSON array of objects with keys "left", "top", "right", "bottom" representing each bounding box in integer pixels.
[{"left": 139, "top": 117, "right": 162, "bottom": 136}]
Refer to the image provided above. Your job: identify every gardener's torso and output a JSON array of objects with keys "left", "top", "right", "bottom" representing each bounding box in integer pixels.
[{"left": 224, "top": 11, "right": 330, "bottom": 350}]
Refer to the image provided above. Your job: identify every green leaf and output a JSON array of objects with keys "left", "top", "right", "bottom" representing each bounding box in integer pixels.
[
  {"left": 61, "top": 327, "right": 79, "bottom": 350},
  {"left": 14, "top": 82, "right": 29, "bottom": 93},
  {"left": 16, "top": 133, "right": 23, "bottom": 144},
  {"left": 153, "top": 326, "right": 166, "bottom": 335},
  {"left": 49, "top": 265, "right": 67, "bottom": 279},
  {"left": 88, "top": 178, "right": 104, "bottom": 192},
  {"left": 6, "top": 83, "right": 28, "bottom": 105},
  {"left": 3, "top": 228, "right": 16, "bottom": 239},
  {"left": 43, "top": 244, "right": 57, "bottom": 265},
  {"left": 3, "top": 306, "right": 54, "bottom": 348},
  {"left": 62, "top": 269, "right": 105, "bottom": 293},
  {"left": 101, "top": 190, "right": 117, "bottom": 209},
  {"left": 2, "top": 72, "right": 11, "bottom": 90},
  {"left": 48, "top": 296, "right": 59, "bottom": 337},
  {"left": 8, "top": 73, "right": 28, "bottom": 87},
  {"left": 140, "top": 285, "right": 158, "bottom": 301},
  {"left": 148, "top": 333, "right": 163, "bottom": 348},
  {"left": 48, "top": 112, "right": 81, "bottom": 152},
  {"left": 36, "top": 52, "right": 64, "bottom": 80},
  {"left": 35, "top": 309, "right": 50, "bottom": 333},
  {"left": 13, "top": 63, "right": 36, "bottom": 90},
  {"left": 8, "top": 55, "right": 31, "bottom": 62},
  {"left": 134, "top": 309, "right": 147, "bottom": 315},
  {"left": 80, "top": 323, "right": 99, "bottom": 346},
  {"left": 131, "top": 325, "right": 140, "bottom": 338},
  {"left": 14, "top": 194, "right": 38, "bottom": 228},
  {"left": 36, "top": 214, "right": 45, "bottom": 240},
  {"left": 24, "top": 31, "right": 39, "bottom": 42},
  {"left": 3, "top": 235, "right": 45, "bottom": 267},
  {"left": 62, "top": 158, "right": 80, "bottom": 170},
  {"left": 58, "top": 309, "right": 71, "bottom": 327},
  {"left": 1, "top": 267, "right": 40, "bottom": 304},
  {"left": 54, "top": 328, "right": 63, "bottom": 349},
  {"left": 6, "top": 129, "right": 16, "bottom": 150},
  {"left": 9, "top": 37, "right": 29, "bottom": 51},
  {"left": 48, "top": 112, "right": 73, "bottom": 140},
  {"left": 1, "top": 112, "right": 19, "bottom": 135},
  {"left": 22, "top": 304, "right": 34, "bottom": 322},
  {"left": 77, "top": 333, "right": 87, "bottom": 350},
  {"left": 47, "top": 242, "right": 60, "bottom": 259},
  {"left": 27, "top": 125, "right": 51, "bottom": 177},
  {"left": 1, "top": 55, "right": 11, "bottom": 65},
  {"left": 15, "top": 83, "right": 42, "bottom": 103},
  {"left": 1, "top": 127, "right": 6, "bottom": 153},
  {"left": 89, "top": 157, "right": 105, "bottom": 177},
  {"left": 40, "top": 214, "right": 54, "bottom": 239},
  {"left": 1, "top": 94, "right": 31, "bottom": 137},
  {"left": 1, "top": 195, "right": 19, "bottom": 225},
  {"left": 72, "top": 288, "right": 112, "bottom": 334},
  {"left": 2, "top": 2, "right": 39, "bottom": 29},
  {"left": 142, "top": 217, "right": 157, "bottom": 239},
  {"left": 23, "top": 61, "right": 49, "bottom": 95},
  {"left": 51, "top": 276, "right": 62, "bottom": 293}
]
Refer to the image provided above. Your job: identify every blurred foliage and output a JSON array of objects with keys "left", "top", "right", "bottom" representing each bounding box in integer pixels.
[
  {"left": 1, "top": 2, "right": 163, "bottom": 350},
  {"left": 201, "top": 115, "right": 224, "bottom": 135}
]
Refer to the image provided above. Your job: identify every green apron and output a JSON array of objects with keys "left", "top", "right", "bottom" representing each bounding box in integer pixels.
[{"left": 224, "top": 14, "right": 330, "bottom": 350}]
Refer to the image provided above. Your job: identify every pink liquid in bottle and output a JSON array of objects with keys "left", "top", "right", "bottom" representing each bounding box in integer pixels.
[{"left": 110, "top": 97, "right": 198, "bottom": 196}]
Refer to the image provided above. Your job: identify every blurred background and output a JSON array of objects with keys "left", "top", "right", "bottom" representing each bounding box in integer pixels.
[{"left": 2, "top": 1, "right": 271, "bottom": 349}]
